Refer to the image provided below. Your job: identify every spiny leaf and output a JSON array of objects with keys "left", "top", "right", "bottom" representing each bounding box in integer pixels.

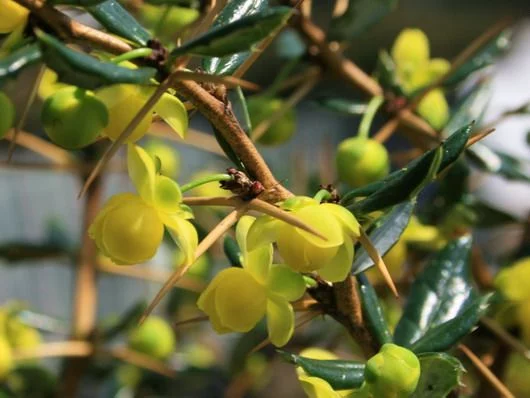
[
  {"left": 411, "top": 353, "right": 465, "bottom": 397},
  {"left": 171, "top": 7, "right": 291, "bottom": 59},
  {"left": 36, "top": 30, "right": 156, "bottom": 90}
]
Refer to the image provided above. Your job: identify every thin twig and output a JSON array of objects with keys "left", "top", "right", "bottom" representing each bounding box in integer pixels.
[
  {"left": 174, "top": 315, "right": 210, "bottom": 328},
  {"left": 466, "top": 128, "right": 496, "bottom": 148},
  {"left": 12, "top": 341, "right": 93, "bottom": 360},
  {"left": 172, "top": 70, "right": 260, "bottom": 91},
  {"left": 480, "top": 317, "right": 530, "bottom": 360},
  {"left": 148, "top": 124, "right": 226, "bottom": 157},
  {"left": 3, "top": 130, "right": 76, "bottom": 165},
  {"left": 106, "top": 347, "right": 175, "bottom": 378},
  {"left": 458, "top": 344, "right": 515, "bottom": 398}
]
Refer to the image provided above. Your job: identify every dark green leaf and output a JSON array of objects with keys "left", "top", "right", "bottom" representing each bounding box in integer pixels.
[
  {"left": 212, "top": 127, "right": 248, "bottom": 174},
  {"left": 224, "top": 236, "right": 242, "bottom": 267},
  {"left": 202, "top": 0, "right": 269, "bottom": 75},
  {"left": 279, "top": 351, "right": 365, "bottom": 390},
  {"left": 36, "top": 30, "right": 156, "bottom": 90},
  {"left": 444, "top": 30, "right": 511, "bottom": 86},
  {"left": 313, "top": 97, "right": 368, "bottom": 115},
  {"left": 0, "top": 43, "right": 42, "bottom": 87},
  {"left": 352, "top": 201, "right": 415, "bottom": 274},
  {"left": 357, "top": 273, "right": 392, "bottom": 346},
  {"left": 374, "top": 50, "right": 405, "bottom": 95},
  {"left": 101, "top": 301, "right": 147, "bottom": 341},
  {"left": 328, "top": 0, "right": 398, "bottom": 41},
  {"left": 411, "top": 353, "right": 465, "bottom": 398},
  {"left": 171, "top": 7, "right": 291, "bottom": 59},
  {"left": 467, "top": 144, "right": 530, "bottom": 183},
  {"left": 343, "top": 124, "right": 472, "bottom": 215},
  {"left": 411, "top": 294, "right": 492, "bottom": 353},
  {"left": 393, "top": 236, "right": 478, "bottom": 348},
  {"left": 87, "top": 0, "right": 151, "bottom": 46},
  {"left": 230, "top": 86, "right": 252, "bottom": 135}
]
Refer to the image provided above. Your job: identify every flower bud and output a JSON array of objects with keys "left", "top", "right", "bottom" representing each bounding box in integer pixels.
[
  {"left": 128, "top": 316, "right": 176, "bottom": 360},
  {"left": 140, "top": 5, "right": 199, "bottom": 41},
  {"left": 417, "top": 89, "right": 449, "bottom": 131},
  {"left": 0, "top": 0, "right": 29, "bottom": 34},
  {"left": 392, "top": 28, "right": 429, "bottom": 83},
  {"left": 0, "top": 336, "right": 13, "bottom": 380},
  {"left": 0, "top": 91, "right": 15, "bottom": 139},
  {"left": 364, "top": 343, "right": 420, "bottom": 398},
  {"left": 336, "top": 137, "right": 390, "bottom": 188},
  {"left": 41, "top": 87, "right": 108, "bottom": 149},
  {"left": 247, "top": 96, "right": 296, "bottom": 146}
]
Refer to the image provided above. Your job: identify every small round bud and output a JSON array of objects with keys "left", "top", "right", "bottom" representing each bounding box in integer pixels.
[
  {"left": 41, "top": 87, "right": 108, "bottom": 149},
  {"left": 247, "top": 96, "right": 296, "bottom": 146},
  {"left": 364, "top": 343, "right": 421, "bottom": 398},
  {"left": 336, "top": 137, "right": 390, "bottom": 188},
  {"left": 0, "top": 91, "right": 15, "bottom": 139},
  {"left": 417, "top": 89, "right": 449, "bottom": 131},
  {"left": 128, "top": 316, "right": 176, "bottom": 360}
]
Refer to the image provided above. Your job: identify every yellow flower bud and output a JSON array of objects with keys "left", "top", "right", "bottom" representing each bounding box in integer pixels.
[
  {"left": 247, "top": 96, "right": 296, "bottom": 146},
  {"left": 248, "top": 199, "right": 360, "bottom": 282},
  {"left": 0, "top": 91, "right": 15, "bottom": 139},
  {"left": 0, "top": 0, "right": 29, "bottom": 34},
  {"left": 392, "top": 28, "right": 430, "bottom": 85},
  {"left": 364, "top": 343, "right": 420, "bottom": 398},
  {"left": 140, "top": 5, "right": 199, "bottom": 40},
  {"left": 128, "top": 316, "right": 176, "bottom": 360},
  {"left": 0, "top": 336, "right": 13, "bottom": 380},
  {"left": 41, "top": 86, "right": 108, "bottom": 149},
  {"left": 336, "top": 137, "right": 390, "bottom": 188},
  {"left": 495, "top": 257, "right": 530, "bottom": 302},
  {"left": 417, "top": 89, "right": 449, "bottom": 130}
]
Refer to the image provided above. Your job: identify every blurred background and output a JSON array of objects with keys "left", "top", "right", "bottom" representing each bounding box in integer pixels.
[{"left": 1, "top": 0, "right": 530, "bottom": 396}]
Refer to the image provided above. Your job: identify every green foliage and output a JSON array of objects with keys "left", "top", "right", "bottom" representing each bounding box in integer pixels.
[
  {"left": 411, "top": 353, "right": 465, "bottom": 398},
  {"left": 0, "top": 43, "right": 42, "bottom": 87},
  {"left": 313, "top": 97, "right": 368, "bottom": 115}
]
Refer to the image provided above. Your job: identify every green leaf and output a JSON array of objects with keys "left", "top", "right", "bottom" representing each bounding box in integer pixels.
[
  {"left": 87, "top": 0, "right": 152, "bottom": 46},
  {"left": 393, "top": 236, "right": 479, "bottom": 348},
  {"left": 352, "top": 201, "right": 415, "bottom": 274},
  {"left": 328, "top": 0, "right": 398, "bottom": 42},
  {"left": 100, "top": 301, "right": 147, "bottom": 341},
  {"left": 467, "top": 144, "right": 530, "bottom": 183},
  {"left": 202, "top": 0, "right": 269, "bottom": 75},
  {"left": 212, "top": 127, "right": 249, "bottom": 174},
  {"left": 171, "top": 7, "right": 291, "bottom": 59},
  {"left": 313, "top": 97, "right": 368, "bottom": 115},
  {"left": 357, "top": 273, "right": 392, "bottom": 346},
  {"left": 444, "top": 30, "right": 511, "bottom": 86},
  {"left": 230, "top": 86, "right": 252, "bottom": 135},
  {"left": 343, "top": 123, "right": 472, "bottom": 215},
  {"left": 279, "top": 351, "right": 366, "bottom": 390},
  {"left": 36, "top": 30, "right": 156, "bottom": 90},
  {"left": 411, "top": 353, "right": 465, "bottom": 398},
  {"left": 410, "top": 294, "right": 492, "bottom": 353},
  {"left": 443, "top": 81, "right": 491, "bottom": 138},
  {"left": 0, "top": 43, "right": 42, "bottom": 87},
  {"left": 224, "top": 236, "right": 242, "bottom": 267},
  {"left": 374, "top": 49, "right": 405, "bottom": 95}
]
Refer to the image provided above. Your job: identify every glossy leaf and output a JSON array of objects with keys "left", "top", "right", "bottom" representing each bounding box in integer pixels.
[
  {"left": 36, "top": 31, "right": 156, "bottom": 90},
  {"left": 279, "top": 351, "right": 366, "bottom": 390},
  {"left": 328, "top": 0, "right": 398, "bottom": 41},
  {"left": 352, "top": 201, "right": 415, "bottom": 274},
  {"left": 357, "top": 273, "right": 392, "bottom": 346},
  {"left": 313, "top": 97, "right": 368, "bottom": 115},
  {"left": 467, "top": 144, "right": 530, "bottom": 183},
  {"left": 202, "top": 0, "right": 269, "bottom": 75},
  {"left": 393, "top": 236, "right": 478, "bottom": 348},
  {"left": 411, "top": 353, "right": 465, "bottom": 398},
  {"left": 212, "top": 127, "right": 248, "bottom": 174},
  {"left": 444, "top": 30, "right": 511, "bottom": 86},
  {"left": 0, "top": 43, "right": 42, "bottom": 87},
  {"left": 171, "top": 7, "right": 291, "bottom": 59},
  {"left": 410, "top": 294, "right": 492, "bottom": 353},
  {"left": 224, "top": 236, "right": 242, "bottom": 267},
  {"left": 342, "top": 123, "right": 472, "bottom": 214},
  {"left": 87, "top": 0, "right": 151, "bottom": 46},
  {"left": 101, "top": 301, "right": 147, "bottom": 340}
]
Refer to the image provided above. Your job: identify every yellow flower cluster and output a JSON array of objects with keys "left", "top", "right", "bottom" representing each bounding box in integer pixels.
[{"left": 0, "top": 0, "right": 28, "bottom": 34}]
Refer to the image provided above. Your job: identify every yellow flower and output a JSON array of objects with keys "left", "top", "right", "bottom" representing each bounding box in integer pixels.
[
  {"left": 0, "top": 336, "right": 13, "bottom": 380},
  {"left": 144, "top": 139, "right": 180, "bottom": 178},
  {"left": 197, "top": 216, "right": 306, "bottom": 347},
  {"left": 0, "top": 0, "right": 28, "bottom": 34},
  {"left": 96, "top": 84, "right": 188, "bottom": 143},
  {"left": 391, "top": 28, "right": 450, "bottom": 130},
  {"left": 247, "top": 197, "right": 360, "bottom": 283},
  {"left": 89, "top": 144, "right": 197, "bottom": 265}
]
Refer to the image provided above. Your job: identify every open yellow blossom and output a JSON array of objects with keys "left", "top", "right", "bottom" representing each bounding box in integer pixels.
[
  {"left": 0, "top": 0, "right": 29, "bottom": 34},
  {"left": 89, "top": 144, "right": 197, "bottom": 265},
  {"left": 391, "top": 28, "right": 450, "bottom": 130},
  {"left": 197, "top": 216, "right": 306, "bottom": 347},
  {"left": 247, "top": 197, "right": 360, "bottom": 283}
]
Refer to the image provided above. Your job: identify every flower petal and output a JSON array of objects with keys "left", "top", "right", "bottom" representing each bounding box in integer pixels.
[
  {"left": 153, "top": 175, "right": 182, "bottom": 213},
  {"left": 197, "top": 270, "right": 233, "bottom": 333},
  {"left": 298, "top": 375, "right": 341, "bottom": 398},
  {"left": 294, "top": 206, "right": 344, "bottom": 248},
  {"left": 163, "top": 215, "right": 198, "bottom": 266},
  {"left": 392, "top": 28, "right": 430, "bottom": 73},
  {"left": 154, "top": 93, "right": 188, "bottom": 138},
  {"left": 318, "top": 240, "right": 354, "bottom": 283},
  {"left": 247, "top": 215, "right": 281, "bottom": 251},
  {"left": 127, "top": 144, "right": 157, "bottom": 202},
  {"left": 266, "top": 295, "right": 294, "bottom": 347},
  {"left": 319, "top": 203, "right": 360, "bottom": 239},
  {"left": 267, "top": 265, "right": 306, "bottom": 301},
  {"left": 215, "top": 268, "right": 267, "bottom": 332},
  {"left": 236, "top": 215, "right": 255, "bottom": 254}
]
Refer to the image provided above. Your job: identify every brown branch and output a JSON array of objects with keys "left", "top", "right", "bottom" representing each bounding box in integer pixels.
[
  {"left": 12, "top": 341, "right": 93, "bottom": 361},
  {"left": 106, "top": 347, "right": 175, "bottom": 378}
]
